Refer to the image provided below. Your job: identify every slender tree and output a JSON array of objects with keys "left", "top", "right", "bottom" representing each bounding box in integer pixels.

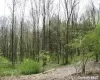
[{"left": 20, "top": 0, "right": 26, "bottom": 62}]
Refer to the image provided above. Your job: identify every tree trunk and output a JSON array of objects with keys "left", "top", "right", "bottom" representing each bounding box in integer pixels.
[{"left": 96, "top": 53, "right": 98, "bottom": 62}]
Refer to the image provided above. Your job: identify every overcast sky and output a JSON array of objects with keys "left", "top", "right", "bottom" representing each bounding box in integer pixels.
[{"left": 0, "top": 0, "right": 100, "bottom": 17}]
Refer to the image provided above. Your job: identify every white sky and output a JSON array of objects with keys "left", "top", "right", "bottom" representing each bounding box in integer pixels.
[
  {"left": 0, "top": 0, "right": 10, "bottom": 16},
  {"left": 0, "top": 0, "right": 100, "bottom": 17}
]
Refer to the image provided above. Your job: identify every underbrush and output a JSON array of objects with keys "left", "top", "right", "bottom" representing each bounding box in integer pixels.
[
  {"left": 0, "top": 56, "right": 18, "bottom": 76},
  {"left": 0, "top": 56, "right": 63, "bottom": 76},
  {"left": 0, "top": 57, "right": 42, "bottom": 76},
  {"left": 0, "top": 52, "right": 99, "bottom": 77},
  {"left": 18, "top": 59, "right": 42, "bottom": 75}
]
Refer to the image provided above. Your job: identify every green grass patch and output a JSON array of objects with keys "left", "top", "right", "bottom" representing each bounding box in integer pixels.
[
  {"left": 18, "top": 59, "right": 42, "bottom": 75},
  {"left": 0, "top": 56, "right": 19, "bottom": 76}
]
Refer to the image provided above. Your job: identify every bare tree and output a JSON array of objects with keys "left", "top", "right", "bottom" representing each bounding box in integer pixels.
[
  {"left": 64, "top": 0, "right": 79, "bottom": 64},
  {"left": 11, "top": 0, "right": 16, "bottom": 66},
  {"left": 42, "top": 0, "right": 46, "bottom": 50},
  {"left": 30, "top": 0, "right": 37, "bottom": 59},
  {"left": 20, "top": 0, "right": 26, "bottom": 62}
]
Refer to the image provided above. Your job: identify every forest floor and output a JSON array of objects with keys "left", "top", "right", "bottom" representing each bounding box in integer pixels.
[{"left": 0, "top": 61, "right": 100, "bottom": 80}]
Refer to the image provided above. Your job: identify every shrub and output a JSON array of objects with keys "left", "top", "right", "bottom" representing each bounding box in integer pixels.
[
  {"left": 18, "top": 59, "right": 41, "bottom": 75},
  {"left": 0, "top": 68, "right": 19, "bottom": 77},
  {"left": 43, "top": 55, "right": 47, "bottom": 66},
  {"left": 0, "top": 56, "right": 11, "bottom": 69},
  {"left": 0, "top": 56, "right": 9, "bottom": 63},
  {"left": 0, "top": 56, "right": 15, "bottom": 76}
]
